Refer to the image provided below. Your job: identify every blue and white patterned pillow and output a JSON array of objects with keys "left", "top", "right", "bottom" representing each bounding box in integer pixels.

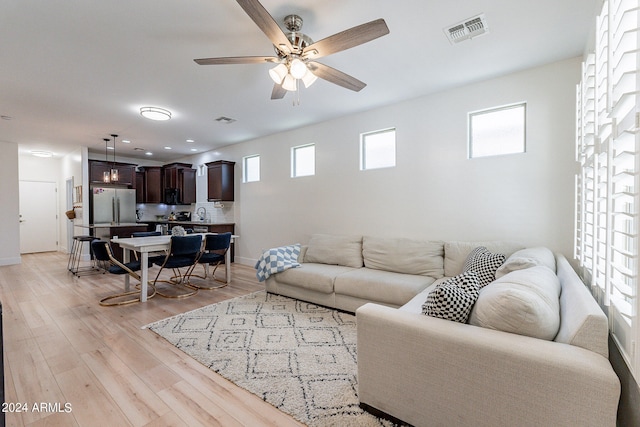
[{"left": 422, "top": 271, "right": 480, "bottom": 323}]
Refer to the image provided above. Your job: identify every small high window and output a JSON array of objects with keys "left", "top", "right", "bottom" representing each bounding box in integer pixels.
[
  {"left": 291, "top": 144, "right": 315, "bottom": 177},
  {"left": 242, "top": 154, "right": 260, "bottom": 183},
  {"left": 468, "top": 103, "right": 526, "bottom": 158},
  {"left": 360, "top": 128, "right": 396, "bottom": 170}
]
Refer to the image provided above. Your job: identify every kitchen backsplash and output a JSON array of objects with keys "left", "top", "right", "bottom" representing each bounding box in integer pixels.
[{"left": 136, "top": 202, "right": 235, "bottom": 224}]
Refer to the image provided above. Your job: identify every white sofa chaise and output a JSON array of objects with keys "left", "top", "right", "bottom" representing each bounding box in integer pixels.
[{"left": 357, "top": 253, "right": 620, "bottom": 427}]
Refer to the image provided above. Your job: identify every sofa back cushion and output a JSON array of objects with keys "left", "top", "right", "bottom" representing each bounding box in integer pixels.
[
  {"left": 495, "top": 246, "right": 556, "bottom": 278},
  {"left": 363, "top": 236, "right": 444, "bottom": 278},
  {"left": 304, "top": 234, "right": 363, "bottom": 268},
  {"left": 468, "top": 266, "right": 561, "bottom": 340},
  {"left": 444, "top": 241, "right": 524, "bottom": 277},
  {"left": 554, "top": 254, "right": 609, "bottom": 358}
]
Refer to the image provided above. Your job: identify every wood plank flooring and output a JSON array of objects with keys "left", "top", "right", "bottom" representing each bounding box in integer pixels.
[{"left": 0, "top": 252, "right": 305, "bottom": 427}]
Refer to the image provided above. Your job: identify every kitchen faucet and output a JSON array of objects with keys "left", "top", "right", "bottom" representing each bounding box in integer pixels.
[{"left": 196, "top": 207, "right": 207, "bottom": 221}]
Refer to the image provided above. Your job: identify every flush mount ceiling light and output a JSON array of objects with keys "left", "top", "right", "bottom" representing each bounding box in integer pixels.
[
  {"left": 30, "top": 150, "right": 53, "bottom": 158},
  {"left": 140, "top": 107, "right": 171, "bottom": 121}
]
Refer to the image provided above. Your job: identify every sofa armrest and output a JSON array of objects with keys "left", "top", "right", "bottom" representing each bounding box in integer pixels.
[{"left": 356, "top": 303, "right": 620, "bottom": 427}]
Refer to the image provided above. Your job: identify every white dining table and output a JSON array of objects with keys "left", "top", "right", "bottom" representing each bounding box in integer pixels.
[{"left": 111, "top": 233, "right": 237, "bottom": 302}]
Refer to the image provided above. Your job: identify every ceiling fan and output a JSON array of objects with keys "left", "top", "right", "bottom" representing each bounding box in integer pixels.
[{"left": 194, "top": 0, "right": 390, "bottom": 100}]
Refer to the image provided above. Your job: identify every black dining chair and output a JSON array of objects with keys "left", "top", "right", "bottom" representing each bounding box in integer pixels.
[
  {"left": 188, "top": 233, "right": 232, "bottom": 289},
  {"left": 90, "top": 239, "right": 156, "bottom": 306},
  {"left": 151, "top": 234, "right": 203, "bottom": 298}
]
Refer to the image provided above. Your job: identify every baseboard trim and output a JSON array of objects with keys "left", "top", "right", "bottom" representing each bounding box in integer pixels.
[
  {"left": 0, "top": 256, "right": 21, "bottom": 266},
  {"left": 235, "top": 256, "right": 257, "bottom": 267}
]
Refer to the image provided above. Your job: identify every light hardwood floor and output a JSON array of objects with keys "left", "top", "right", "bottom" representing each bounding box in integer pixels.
[{"left": 0, "top": 252, "right": 305, "bottom": 427}]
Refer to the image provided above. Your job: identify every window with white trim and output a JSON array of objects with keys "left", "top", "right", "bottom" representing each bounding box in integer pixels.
[
  {"left": 360, "top": 128, "right": 396, "bottom": 170},
  {"left": 468, "top": 103, "right": 526, "bottom": 158},
  {"left": 575, "top": 0, "right": 640, "bottom": 382},
  {"left": 242, "top": 154, "right": 260, "bottom": 183},
  {"left": 291, "top": 144, "right": 315, "bottom": 177}
]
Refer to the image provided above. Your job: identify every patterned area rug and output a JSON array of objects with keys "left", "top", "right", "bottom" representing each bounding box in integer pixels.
[{"left": 146, "top": 291, "right": 393, "bottom": 426}]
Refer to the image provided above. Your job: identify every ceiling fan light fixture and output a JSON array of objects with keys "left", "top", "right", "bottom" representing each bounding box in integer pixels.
[
  {"left": 289, "top": 58, "right": 307, "bottom": 79},
  {"left": 301, "top": 69, "right": 317, "bottom": 88},
  {"left": 140, "top": 106, "right": 171, "bottom": 121},
  {"left": 269, "top": 63, "right": 288, "bottom": 84},
  {"left": 282, "top": 74, "right": 297, "bottom": 91}
]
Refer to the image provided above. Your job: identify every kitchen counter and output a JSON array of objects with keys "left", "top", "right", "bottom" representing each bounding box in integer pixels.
[
  {"left": 92, "top": 223, "right": 149, "bottom": 227},
  {"left": 141, "top": 220, "right": 235, "bottom": 226}
]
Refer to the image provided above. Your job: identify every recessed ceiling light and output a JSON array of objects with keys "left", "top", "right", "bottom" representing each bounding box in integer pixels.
[
  {"left": 30, "top": 150, "right": 53, "bottom": 158},
  {"left": 186, "top": 139, "right": 195, "bottom": 143},
  {"left": 122, "top": 139, "right": 131, "bottom": 143},
  {"left": 164, "top": 146, "right": 172, "bottom": 150},
  {"left": 145, "top": 151, "right": 153, "bottom": 156},
  {"left": 140, "top": 107, "right": 171, "bottom": 121},
  {"left": 190, "top": 148, "right": 198, "bottom": 152}
]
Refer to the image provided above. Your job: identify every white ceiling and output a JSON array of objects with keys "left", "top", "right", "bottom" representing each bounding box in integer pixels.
[{"left": 0, "top": 0, "right": 599, "bottom": 162}]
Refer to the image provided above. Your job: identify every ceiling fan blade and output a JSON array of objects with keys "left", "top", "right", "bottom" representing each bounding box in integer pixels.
[
  {"left": 236, "top": 0, "right": 294, "bottom": 53},
  {"left": 303, "top": 19, "right": 389, "bottom": 60},
  {"left": 271, "top": 83, "right": 287, "bottom": 99},
  {"left": 308, "top": 62, "right": 366, "bottom": 92},
  {"left": 194, "top": 56, "right": 278, "bottom": 65}
]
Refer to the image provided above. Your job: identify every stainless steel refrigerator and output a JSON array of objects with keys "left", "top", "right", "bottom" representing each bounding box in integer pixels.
[{"left": 92, "top": 187, "right": 137, "bottom": 224}]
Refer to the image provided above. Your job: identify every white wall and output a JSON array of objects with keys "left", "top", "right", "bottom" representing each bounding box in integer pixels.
[
  {"left": 60, "top": 149, "right": 84, "bottom": 253},
  {"left": 187, "top": 57, "right": 581, "bottom": 265},
  {"left": 0, "top": 141, "right": 21, "bottom": 265}
]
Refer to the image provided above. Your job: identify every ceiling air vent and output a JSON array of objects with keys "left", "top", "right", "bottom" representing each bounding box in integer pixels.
[
  {"left": 214, "top": 116, "right": 237, "bottom": 124},
  {"left": 444, "top": 13, "right": 488, "bottom": 44}
]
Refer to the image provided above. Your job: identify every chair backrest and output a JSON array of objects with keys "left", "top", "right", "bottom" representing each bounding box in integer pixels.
[
  {"left": 91, "top": 239, "right": 112, "bottom": 262},
  {"left": 132, "top": 231, "right": 161, "bottom": 237},
  {"left": 170, "top": 235, "right": 203, "bottom": 256},
  {"left": 205, "top": 232, "right": 232, "bottom": 251}
]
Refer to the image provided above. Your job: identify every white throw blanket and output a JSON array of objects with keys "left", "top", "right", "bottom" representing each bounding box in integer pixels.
[{"left": 255, "top": 244, "right": 301, "bottom": 282}]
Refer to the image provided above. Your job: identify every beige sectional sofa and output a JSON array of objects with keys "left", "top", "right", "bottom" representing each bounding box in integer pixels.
[{"left": 264, "top": 234, "right": 620, "bottom": 426}]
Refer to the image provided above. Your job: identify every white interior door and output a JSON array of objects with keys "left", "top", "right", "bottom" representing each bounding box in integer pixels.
[{"left": 19, "top": 181, "right": 58, "bottom": 253}]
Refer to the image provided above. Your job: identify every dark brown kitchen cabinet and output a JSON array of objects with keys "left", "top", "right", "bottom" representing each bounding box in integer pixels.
[
  {"left": 162, "top": 163, "right": 196, "bottom": 204},
  {"left": 206, "top": 160, "right": 235, "bottom": 201},
  {"left": 89, "top": 160, "right": 137, "bottom": 187},
  {"left": 138, "top": 166, "right": 163, "bottom": 203}
]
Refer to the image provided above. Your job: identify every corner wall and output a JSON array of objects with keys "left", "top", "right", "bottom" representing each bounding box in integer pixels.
[
  {"left": 0, "top": 141, "right": 21, "bottom": 265},
  {"left": 187, "top": 57, "right": 581, "bottom": 266}
]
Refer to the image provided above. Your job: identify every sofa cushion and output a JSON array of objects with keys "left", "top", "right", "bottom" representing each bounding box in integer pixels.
[
  {"left": 334, "top": 268, "right": 435, "bottom": 307},
  {"left": 274, "top": 263, "right": 355, "bottom": 294},
  {"left": 362, "top": 236, "right": 444, "bottom": 278},
  {"left": 422, "top": 271, "right": 480, "bottom": 323},
  {"left": 469, "top": 266, "right": 561, "bottom": 340},
  {"left": 495, "top": 246, "right": 556, "bottom": 278},
  {"left": 304, "top": 234, "right": 363, "bottom": 268},
  {"left": 463, "top": 246, "right": 506, "bottom": 288},
  {"left": 444, "top": 241, "right": 524, "bottom": 277}
]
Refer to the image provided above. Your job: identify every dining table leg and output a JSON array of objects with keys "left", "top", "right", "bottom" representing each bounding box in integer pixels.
[
  {"left": 140, "top": 252, "right": 149, "bottom": 302},
  {"left": 123, "top": 248, "right": 131, "bottom": 293}
]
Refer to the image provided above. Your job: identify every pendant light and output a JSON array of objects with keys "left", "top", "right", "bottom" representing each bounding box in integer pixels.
[
  {"left": 110, "top": 134, "right": 119, "bottom": 182},
  {"left": 102, "top": 138, "right": 111, "bottom": 183}
]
